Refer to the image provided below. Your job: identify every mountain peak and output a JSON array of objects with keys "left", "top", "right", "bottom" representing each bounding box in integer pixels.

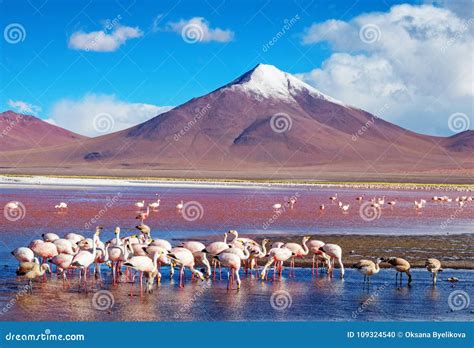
[{"left": 226, "top": 63, "right": 346, "bottom": 106}]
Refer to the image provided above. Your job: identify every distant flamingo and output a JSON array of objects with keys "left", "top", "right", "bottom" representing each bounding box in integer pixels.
[
  {"left": 134, "top": 200, "right": 145, "bottom": 208},
  {"left": 54, "top": 202, "right": 68, "bottom": 209},
  {"left": 176, "top": 201, "right": 184, "bottom": 210},
  {"left": 136, "top": 206, "right": 150, "bottom": 223},
  {"left": 329, "top": 194, "right": 338, "bottom": 202},
  {"left": 272, "top": 203, "right": 282, "bottom": 210}
]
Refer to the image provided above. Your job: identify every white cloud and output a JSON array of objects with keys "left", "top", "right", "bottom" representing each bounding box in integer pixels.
[
  {"left": 7, "top": 99, "right": 41, "bottom": 115},
  {"left": 165, "top": 17, "right": 234, "bottom": 43},
  {"left": 299, "top": 4, "right": 473, "bottom": 135},
  {"left": 68, "top": 25, "right": 143, "bottom": 52},
  {"left": 49, "top": 94, "right": 173, "bottom": 136}
]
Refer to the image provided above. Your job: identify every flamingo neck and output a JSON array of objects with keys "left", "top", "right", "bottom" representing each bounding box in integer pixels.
[
  {"left": 301, "top": 239, "right": 309, "bottom": 255},
  {"left": 261, "top": 241, "right": 267, "bottom": 257}
]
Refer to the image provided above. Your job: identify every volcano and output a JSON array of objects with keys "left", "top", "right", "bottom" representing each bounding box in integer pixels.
[{"left": 1, "top": 64, "right": 472, "bottom": 183}]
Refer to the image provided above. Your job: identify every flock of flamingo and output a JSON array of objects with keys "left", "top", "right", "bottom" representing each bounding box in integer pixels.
[{"left": 10, "top": 190, "right": 469, "bottom": 297}]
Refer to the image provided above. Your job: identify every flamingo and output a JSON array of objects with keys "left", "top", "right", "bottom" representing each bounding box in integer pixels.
[
  {"left": 288, "top": 197, "right": 297, "bottom": 209},
  {"left": 148, "top": 199, "right": 161, "bottom": 209},
  {"left": 341, "top": 203, "right": 350, "bottom": 213},
  {"left": 176, "top": 201, "right": 184, "bottom": 210},
  {"left": 16, "top": 262, "right": 51, "bottom": 294},
  {"left": 260, "top": 244, "right": 293, "bottom": 280},
  {"left": 53, "top": 238, "right": 78, "bottom": 255},
  {"left": 387, "top": 200, "right": 396, "bottom": 207},
  {"left": 272, "top": 203, "right": 282, "bottom": 210},
  {"left": 319, "top": 204, "right": 325, "bottom": 211},
  {"left": 123, "top": 250, "right": 164, "bottom": 295},
  {"left": 307, "top": 240, "right": 329, "bottom": 275},
  {"left": 414, "top": 201, "right": 423, "bottom": 209},
  {"left": 5, "top": 201, "right": 20, "bottom": 209},
  {"left": 29, "top": 239, "right": 58, "bottom": 266},
  {"left": 42, "top": 233, "right": 60, "bottom": 242},
  {"left": 319, "top": 243, "right": 344, "bottom": 278},
  {"left": 64, "top": 233, "right": 85, "bottom": 244},
  {"left": 213, "top": 252, "right": 242, "bottom": 290},
  {"left": 136, "top": 206, "right": 150, "bottom": 223},
  {"left": 329, "top": 194, "right": 338, "bottom": 202},
  {"left": 181, "top": 241, "right": 211, "bottom": 278},
  {"left": 425, "top": 258, "right": 442, "bottom": 285},
  {"left": 284, "top": 236, "right": 310, "bottom": 276},
  {"left": 49, "top": 254, "right": 75, "bottom": 287},
  {"left": 54, "top": 202, "right": 68, "bottom": 209},
  {"left": 353, "top": 258, "right": 382, "bottom": 283},
  {"left": 382, "top": 257, "right": 412, "bottom": 284},
  {"left": 356, "top": 195, "right": 364, "bottom": 202},
  {"left": 134, "top": 200, "right": 145, "bottom": 208},
  {"left": 71, "top": 227, "right": 102, "bottom": 286},
  {"left": 11, "top": 247, "right": 34, "bottom": 263},
  {"left": 167, "top": 247, "right": 205, "bottom": 288},
  {"left": 203, "top": 233, "right": 230, "bottom": 279},
  {"left": 107, "top": 236, "right": 131, "bottom": 285}
]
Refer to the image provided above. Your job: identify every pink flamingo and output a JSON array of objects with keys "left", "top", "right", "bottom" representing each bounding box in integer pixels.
[
  {"left": 319, "top": 243, "right": 344, "bottom": 278},
  {"left": 11, "top": 247, "right": 34, "bottom": 263},
  {"left": 167, "top": 247, "right": 205, "bottom": 288},
  {"left": 284, "top": 236, "right": 310, "bottom": 277},
  {"left": 123, "top": 251, "right": 163, "bottom": 296},
  {"left": 136, "top": 206, "right": 150, "bottom": 223},
  {"left": 71, "top": 228, "right": 102, "bottom": 288},
  {"left": 307, "top": 240, "right": 330, "bottom": 275},
  {"left": 260, "top": 243, "right": 293, "bottom": 280},
  {"left": 214, "top": 252, "right": 242, "bottom": 290}
]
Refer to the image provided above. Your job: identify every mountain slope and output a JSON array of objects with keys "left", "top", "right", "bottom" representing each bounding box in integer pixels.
[{"left": 0, "top": 111, "right": 87, "bottom": 151}]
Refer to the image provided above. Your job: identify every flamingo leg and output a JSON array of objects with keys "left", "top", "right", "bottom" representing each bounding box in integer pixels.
[{"left": 140, "top": 272, "right": 143, "bottom": 298}]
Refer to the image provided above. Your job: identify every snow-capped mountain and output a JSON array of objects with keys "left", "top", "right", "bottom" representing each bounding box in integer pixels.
[{"left": 1, "top": 64, "right": 472, "bottom": 181}]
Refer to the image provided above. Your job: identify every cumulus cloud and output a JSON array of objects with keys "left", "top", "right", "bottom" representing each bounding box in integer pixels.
[
  {"left": 68, "top": 25, "right": 143, "bottom": 52},
  {"left": 7, "top": 99, "right": 41, "bottom": 115},
  {"left": 299, "top": 4, "right": 473, "bottom": 135},
  {"left": 49, "top": 94, "right": 173, "bottom": 136},
  {"left": 165, "top": 17, "right": 234, "bottom": 43}
]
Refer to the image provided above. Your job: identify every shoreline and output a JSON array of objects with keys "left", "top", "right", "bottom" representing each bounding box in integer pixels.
[
  {"left": 1, "top": 174, "right": 473, "bottom": 190},
  {"left": 176, "top": 233, "right": 474, "bottom": 270}
]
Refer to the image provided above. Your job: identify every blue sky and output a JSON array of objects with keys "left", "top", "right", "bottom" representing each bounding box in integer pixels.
[{"left": 0, "top": 0, "right": 472, "bottom": 136}]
